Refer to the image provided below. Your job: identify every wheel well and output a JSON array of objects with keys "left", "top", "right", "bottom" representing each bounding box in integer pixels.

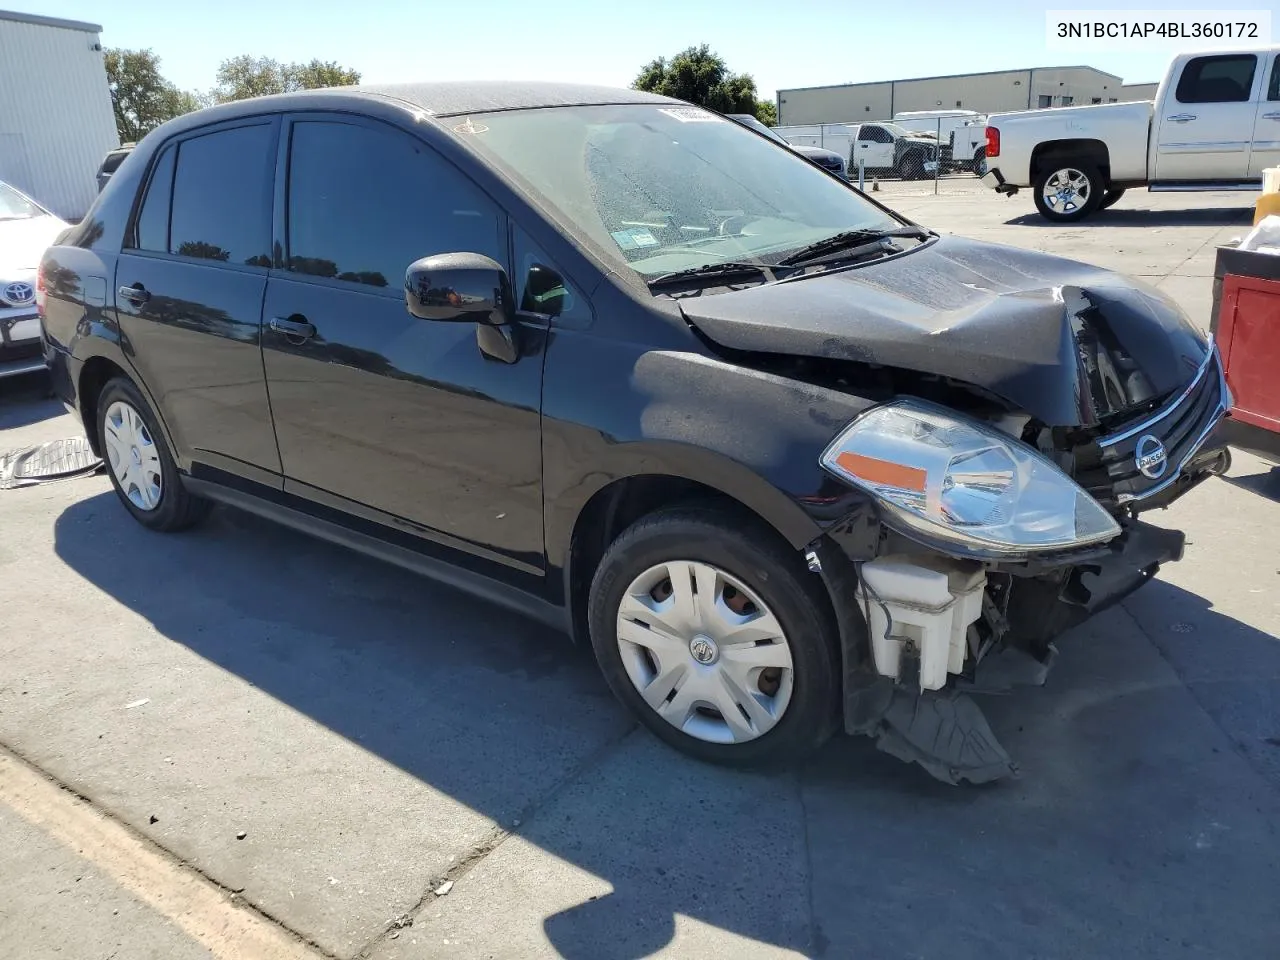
[
  {"left": 77, "top": 356, "right": 128, "bottom": 455},
  {"left": 564, "top": 476, "right": 798, "bottom": 645},
  {"left": 1030, "top": 139, "right": 1111, "bottom": 184}
]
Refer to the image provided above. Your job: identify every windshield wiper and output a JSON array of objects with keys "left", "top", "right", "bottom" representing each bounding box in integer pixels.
[
  {"left": 646, "top": 261, "right": 782, "bottom": 289},
  {"left": 778, "top": 226, "right": 932, "bottom": 267}
]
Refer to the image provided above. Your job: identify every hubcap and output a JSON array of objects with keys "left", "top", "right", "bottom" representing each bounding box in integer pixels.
[
  {"left": 1042, "top": 167, "right": 1091, "bottom": 213},
  {"left": 102, "top": 400, "right": 163, "bottom": 511},
  {"left": 615, "top": 560, "right": 795, "bottom": 745}
]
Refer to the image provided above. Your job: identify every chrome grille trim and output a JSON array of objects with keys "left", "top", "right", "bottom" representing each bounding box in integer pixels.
[{"left": 1099, "top": 347, "right": 1217, "bottom": 448}]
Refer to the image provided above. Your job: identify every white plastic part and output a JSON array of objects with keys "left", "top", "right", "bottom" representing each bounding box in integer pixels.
[{"left": 854, "top": 555, "right": 987, "bottom": 691}]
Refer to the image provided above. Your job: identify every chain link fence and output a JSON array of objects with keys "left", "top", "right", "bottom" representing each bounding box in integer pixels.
[{"left": 775, "top": 116, "right": 991, "bottom": 197}]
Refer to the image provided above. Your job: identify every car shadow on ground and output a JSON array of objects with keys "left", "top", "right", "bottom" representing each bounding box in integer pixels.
[
  {"left": 1224, "top": 463, "right": 1280, "bottom": 503},
  {"left": 0, "top": 375, "right": 59, "bottom": 430},
  {"left": 1004, "top": 207, "right": 1252, "bottom": 228},
  {"left": 51, "top": 494, "right": 1280, "bottom": 959}
]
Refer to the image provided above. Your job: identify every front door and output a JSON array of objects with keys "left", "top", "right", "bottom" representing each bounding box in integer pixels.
[
  {"left": 1250, "top": 54, "right": 1280, "bottom": 179},
  {"left": 260, "top": 115, "right": 546, "bottom": 573},
  {"left": 1154, "top": 53, "right": 1259, "bottom": 182},
  {"left": 854, "top": 125, "right": 894, "bottom": 170},
  {"left": 114, "top": 119, "right": 281, "bottom": 485}
]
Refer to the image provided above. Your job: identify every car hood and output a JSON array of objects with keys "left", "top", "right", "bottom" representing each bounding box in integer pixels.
[
  {"left": 0, "top": 214, "right": 68, "bottom": 276},
  {"left": 678, "top": 235, "right": 1209, "bottom": 427}
]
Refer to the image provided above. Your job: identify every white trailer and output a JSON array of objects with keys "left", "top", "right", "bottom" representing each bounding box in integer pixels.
[{"left": 0, "top": 10, "right": 118, "bottom": 220}]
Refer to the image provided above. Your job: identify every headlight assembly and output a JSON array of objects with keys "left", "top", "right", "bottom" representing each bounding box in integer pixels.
[{"left": 820, "top": 399, "right": 1120, "bottom": 556}]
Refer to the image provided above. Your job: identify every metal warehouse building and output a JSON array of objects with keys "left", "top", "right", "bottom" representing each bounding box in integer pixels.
[
  {"left": 777, "top": 66, "right": 1133, "bottom": 125},
  {"left": 0, "top": 10, "right": 118, "bottom": 219}
]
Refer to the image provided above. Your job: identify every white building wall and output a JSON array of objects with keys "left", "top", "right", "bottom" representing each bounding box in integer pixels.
[{"left": 0, "top": 12, "right": 119, "bottom": 219}]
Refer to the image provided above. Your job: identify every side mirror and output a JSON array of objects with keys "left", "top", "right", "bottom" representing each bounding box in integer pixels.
[
  {"left": 405, "top": 253, "right": 519, "bottom": 363},
  {"left": 405, "top": 253, "right": 513, "bottom": 326}
]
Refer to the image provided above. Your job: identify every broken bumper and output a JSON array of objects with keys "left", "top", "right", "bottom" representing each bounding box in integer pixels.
[{"left": 810, "top": 515, "right": 1189, "bottom": 785}]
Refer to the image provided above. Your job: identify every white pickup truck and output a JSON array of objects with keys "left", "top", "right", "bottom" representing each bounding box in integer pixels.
[{"left": 983, "top": 46, "right": 1280, "bottom": 221}]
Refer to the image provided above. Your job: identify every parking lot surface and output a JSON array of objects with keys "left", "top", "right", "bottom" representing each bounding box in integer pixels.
[{"left": 2, "top": 188, "right": 1277, "bottom": 960}]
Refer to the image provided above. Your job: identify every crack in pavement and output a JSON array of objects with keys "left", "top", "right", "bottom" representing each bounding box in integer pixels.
[{"left": 352, "top": 719, "right": 640, "bottom": 959}]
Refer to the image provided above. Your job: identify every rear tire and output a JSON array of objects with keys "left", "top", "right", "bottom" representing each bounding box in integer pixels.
[
  {"left": 972, "top": 148, "right": 987, "bottom": 177},
  {"left": 1032, "top": 162, "right": 1103, "bottom": 222},
  {"left": 587, "top": 506, "right": 840, "bottom": 768},
  {"left": 1099, "top": 188, "right": 1126, "bottom": 210},
  {"left": 97, "top": 377, "right": 211, "bottom": 532}
]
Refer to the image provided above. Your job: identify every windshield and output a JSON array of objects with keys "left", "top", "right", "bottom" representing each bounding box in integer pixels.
[
  {"left": 0, "top": 181, "right": 45, "bottom": 221},
  {"left": 877, "top": 123, "right": 914, "bottom": 138},
  {"left": 454, "top": 104, "right": 901, "bottom": 281}
]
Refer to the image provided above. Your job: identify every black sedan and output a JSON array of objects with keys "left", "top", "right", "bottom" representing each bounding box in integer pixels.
[{"left": 39, "top": 82, "right": 1229, "bottom": 782}]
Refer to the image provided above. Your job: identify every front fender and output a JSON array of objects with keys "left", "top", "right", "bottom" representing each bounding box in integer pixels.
[{"left": 542, "top": 339, "right": 876, "bottom": 570}]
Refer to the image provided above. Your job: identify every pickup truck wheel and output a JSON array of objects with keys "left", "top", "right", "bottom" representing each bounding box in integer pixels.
[
  {"left": 587, "top": 506, "right": 840, "bottom": 767},
  {"left": 972, "top": 148, "right": 987, "bottom": 177},
  {"left": 897, "top": 152, "right": 926, "bottom": 180},
  {"left": 1099, "top": 188, "right": 1126, "bottom": 210},
  {"left": 1033, "top": 163, "right": 1103, "bottom": 222}
]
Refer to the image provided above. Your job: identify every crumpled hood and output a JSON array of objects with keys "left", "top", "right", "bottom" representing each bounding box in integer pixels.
[
  {"left": 0, "top": 215, "right": 68, "bottom": 277},
  {"left": 679, "top": 235, "right": 1209, "bottom": 427}
]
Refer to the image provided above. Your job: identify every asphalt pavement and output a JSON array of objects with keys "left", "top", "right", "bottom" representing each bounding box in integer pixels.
[{"left": 1, "top": 187, "right": 1277, "bottom": 960}]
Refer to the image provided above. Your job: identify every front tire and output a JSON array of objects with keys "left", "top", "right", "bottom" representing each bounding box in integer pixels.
[
  {"left": 1033, "top": 162, "right": 1103, "bottom": 222},
  {"left": 896, "top": 152, "right": 924, "bottom": 180},
  {"left": 587, "top": 506, "right": 840, "bottom": 767},
  {"left": 98, "top": 377, "right": 211, "bottom": 532}
]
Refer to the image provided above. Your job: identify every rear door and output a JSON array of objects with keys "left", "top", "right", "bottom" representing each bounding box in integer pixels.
[
  {"left": 1154, "top": 53, "right": 1259, "bottom": 182},
  {"left": 1250, "top": 54, "right": 1280, "bottom": 179},
  {"left": 259, "top": 114, "right": 547, "bottom": 573},
  {"left": 114, "top": 118, "right": 282, "bottom": 486}
]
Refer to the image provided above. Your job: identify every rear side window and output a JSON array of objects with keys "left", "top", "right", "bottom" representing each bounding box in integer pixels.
[
  {"left": 135, "top": 144, "right": 175, "bottom": 252},
  {"left": 1175, "top": 55, "right": 1257, "bottom": 104},
  {"left": 169, "top": 124, "right": 274, "bottom": 266},
  {"left": 1269, "top": 55, "right": 1280, "bottom": 101},
  {"left": 285, "top": 119, "right": 502, "bottom": 292}
]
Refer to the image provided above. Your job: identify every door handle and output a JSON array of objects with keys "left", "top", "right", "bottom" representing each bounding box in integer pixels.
[
  {"left": 1263, "top": 112, "right": 1280, "bottom": 121},
  {"left": 269, "top": 316, "right": 317, "bottom": 340},
  {"left": 117, "top": 283, "right": 149, "bottom": 304},
  {"left": 1166, "top": 114, "right": 1197, "bottom": 123}
]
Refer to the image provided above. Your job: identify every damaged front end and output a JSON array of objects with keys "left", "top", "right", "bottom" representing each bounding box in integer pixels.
[
  {"left": 803, "top": 349, "right": 1230, "bottom": 784},
  {"left": 676, "top": 235, "right": 1233, "bottom": 783}
]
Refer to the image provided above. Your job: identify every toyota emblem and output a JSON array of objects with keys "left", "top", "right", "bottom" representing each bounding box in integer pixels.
[
  {"left": 2, "top": 281, "right": 34, "bottom": 306},
  {"left": 1134, "top": 434, "right": 1168, "bottom": 480}
]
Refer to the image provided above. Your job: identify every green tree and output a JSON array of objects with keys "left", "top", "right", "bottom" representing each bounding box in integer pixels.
[
  {"left": 632, "top": 44, "right": 759, "bottom": 115},
  {"left": 755, "top": 99, "right": 778, "bottom": 126},
  {"left": 104, "top": 48, "right": 199, "bottom": 142},
  {"left": 212, "top": 55, "right": 360, "bottom": 103}
]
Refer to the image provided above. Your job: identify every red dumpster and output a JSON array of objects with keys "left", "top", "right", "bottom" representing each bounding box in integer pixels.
[{"left": 1212, "top": 246, "right": 1280, "bottom": 464}]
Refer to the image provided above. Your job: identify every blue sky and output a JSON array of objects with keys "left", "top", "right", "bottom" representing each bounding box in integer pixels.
[{"left": 27, "top": 1, "right": 1275, "bottom": 99}]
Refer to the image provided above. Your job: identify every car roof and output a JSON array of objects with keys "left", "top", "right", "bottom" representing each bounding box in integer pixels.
[{"left": 152, "top": 81, "right": 683, "bottom": 135}]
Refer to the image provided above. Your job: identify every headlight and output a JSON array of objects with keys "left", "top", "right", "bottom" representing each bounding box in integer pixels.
[{"left": 820, "top": 399, "right": 1120, "bottom": 556}]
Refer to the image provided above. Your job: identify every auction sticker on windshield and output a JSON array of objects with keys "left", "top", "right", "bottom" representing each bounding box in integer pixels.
[
  {"left": 611, "top": 227, "right": 660, "bottom": 251},
  {"left": 658, "top": 107, "right": 723, "bottom": 123}
]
